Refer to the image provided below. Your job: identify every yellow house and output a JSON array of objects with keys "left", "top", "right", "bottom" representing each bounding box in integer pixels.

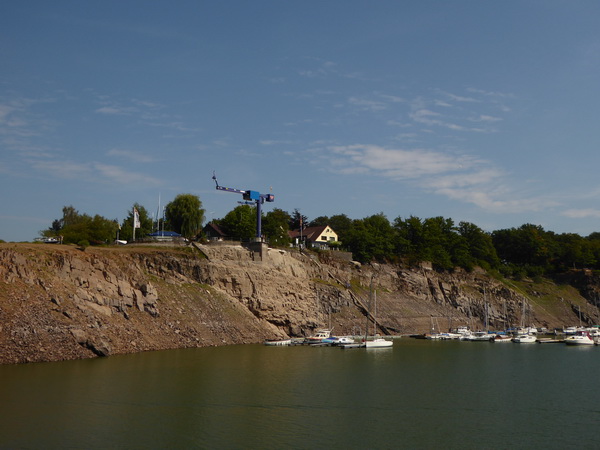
[{"left": 289, "top": 225, "right": 339, "bottom": 250}]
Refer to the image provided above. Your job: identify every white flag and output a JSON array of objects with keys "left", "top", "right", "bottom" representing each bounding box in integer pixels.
[{"left": 133, "top": 208, "right": 141, "bottom": 229}]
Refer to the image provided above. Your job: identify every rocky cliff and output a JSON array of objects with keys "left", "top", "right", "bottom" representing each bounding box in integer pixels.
[{"left": 1, "top": 242, "right": 599, "bottom": 364}]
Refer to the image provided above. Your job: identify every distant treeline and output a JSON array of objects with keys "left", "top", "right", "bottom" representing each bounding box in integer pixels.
[
  {"left": 317, "top": 213, "right": 600, "bottom": 278},
  {"left": 41, "top": 199, "right": 600, "bottom": 278}
]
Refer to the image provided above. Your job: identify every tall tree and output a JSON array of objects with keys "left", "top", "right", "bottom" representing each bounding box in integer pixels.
[
  {"left": 220, "top": 205, "right": 256, "bottom": 240},
  {"left": 458, "top": 221, "right": 500, "bottom": 270},
  {"left": 328, "top": 214, "right": 353, "bottom": 244},
  {"left": 289, "top": 209, "right": 308, "bottom": 231},
  {"left": 44, "top": 206, "right": 118, "bottom": 245},
  {"left": 262, "top": 208, "right": 291, "bottom": 247},
  {"left": 394, "top": 215, "right": 425, "bottom": 264},
  {"left": 492, "top": 224, "right": 552, "bottom": 268},
  {"left": 345, "top": 213, "right": 395, "bottom": 263},
  {"left": 164, "top": 194, "right": 205, "bottom": 240},
  {"left": 309, "top": 216, "right": 329, "bottom": 227}
]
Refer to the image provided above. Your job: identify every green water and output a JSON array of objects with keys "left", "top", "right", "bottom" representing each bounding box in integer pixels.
[{"left": 1, "top": 339, "right": 599, "bottom": 449}]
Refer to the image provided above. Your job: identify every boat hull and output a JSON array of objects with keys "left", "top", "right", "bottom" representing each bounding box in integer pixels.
[
  {"left": 264, "top": 339, "right": 292, "bottom": 346},
  {"left": 364, "top": 339, "right": 393, "bottom": 348}
]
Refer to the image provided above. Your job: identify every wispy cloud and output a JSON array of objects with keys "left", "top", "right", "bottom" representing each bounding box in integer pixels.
[
  {"left": 94, "top": 96, "right": 165, "bottom": 120},
  {"left": 29, "top": 159, "right": 93, "bottom": 179},
  {"left": 259, "top": 139, "right": 295, "bottom": 146},
  {"left": 94, "top": 163, "right": 162, "bottom": 186},
  {"left": 107, "top": 148, "right": 157, "bottom": 163},
  {"left": 347, "top": 97, "right": 387, "bottom": 112},
  {"left": 0, "top": 97, "right": 56, "bottom": 140},
  {"left": 298, "top": 59, "right": 337, "bottom": 78},
  {"left": 323, "top": 144, "right": 555, "bottom": 214},
  {"left": 328, "top": 144, "right": 471, "bottom": 179},
  {"left": 470, "top": 114, "right": 502, "bottom": 123},
  {"left": 410, "top": 109, "right": 469, "bottom": 131},
  {"left": 562, "top": 208, "right": 600, "bottom": 219},
  {"left": 95, "top": 106, "right": 133, "bottom": 115},
  {"left": 28, "top": 158, "right": 161, "bottom": 186}
]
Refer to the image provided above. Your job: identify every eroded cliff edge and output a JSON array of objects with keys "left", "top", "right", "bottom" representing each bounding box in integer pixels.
[{"left": 1, "top": 242, "right": 599, "bottom": 364}]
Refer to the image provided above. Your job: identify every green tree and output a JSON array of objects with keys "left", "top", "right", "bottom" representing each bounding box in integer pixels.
[
  {"left": 492, "top": 224, "right": 552, "bottom": 269},
  {"left": 220, "top": 205, "right": 256, "bottom": 240},
  {"left": 164, "top": 194, "right": 205, "bottom": 240},
  {"left": 457, "top": 221, "right": 500, "bottom": 270},
  {"left": 394, "top": 216, "right": 425, "bottom": 264},
  {"left": 45, "top": 206, "right": 118, "bottom": 245},
  {"left": 416, "top": 217, "right": 458, "bottom": 270},
  {"left": 554, "top": 233, "right": 596, "bottom": 270},
  {"left": 262, "top": 208, "right": 291, "bottom": 247},
  {"left": 289, "top": 209, "right": 308, "bottom": 231},
  {"left": 328, "top": 214, "right": 353, "bottom": 245},
  {"left": 345, "top": 213, "right": 395, "bottom": 263},
  {"left": 309, "top": 216, "right": 329, "bottom": 227}
]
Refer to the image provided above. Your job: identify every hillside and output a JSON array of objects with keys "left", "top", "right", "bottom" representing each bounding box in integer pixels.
[{"left": 1, "top": 242, "right": 599, "bottom": 364}]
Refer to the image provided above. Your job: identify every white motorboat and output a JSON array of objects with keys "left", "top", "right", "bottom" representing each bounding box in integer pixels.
[
  {"left": 565, "top": 331, "right": 595, "bottom": 346},
  {"left": 364, "top": 337, "right": 393, "bottom": 348},
  {"left": 512, "top": 334, "right": 537, "bottom": 343},
  {"left": 494, "top": 334, "right": 513, "bottom": 343},
  {"left": 264, "top": 339, "right": 292, "bottom": 346},
  {"left": 304, "top": 329, "right": 333, "bottom": 344},
  {"left": 323, "top": 336, "right": 356, "bottom": 346},
  {"left": 439, "top": 332, "right": 462, "bottom": 340},
  {"left": 453, "top": 326, "right": 472, "bottom": 340},
  {"left": 467, "top": 331, "right": 495, "bottom": 341}
]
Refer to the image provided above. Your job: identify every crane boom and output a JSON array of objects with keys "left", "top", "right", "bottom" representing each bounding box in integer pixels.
[{"left": 212, "top": 172, "right": 274, "bottom": 239}]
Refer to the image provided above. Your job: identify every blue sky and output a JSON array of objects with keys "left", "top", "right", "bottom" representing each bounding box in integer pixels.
[{"left": 2, "top": 1, "right": 600, "bottom": 242}]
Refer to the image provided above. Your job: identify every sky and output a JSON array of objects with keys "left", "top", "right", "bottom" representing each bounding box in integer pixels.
[{"left": 2, "top": 1, "right": 600, "bottom": 242}]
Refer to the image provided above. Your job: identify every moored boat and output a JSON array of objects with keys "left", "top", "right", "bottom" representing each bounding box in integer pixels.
[
  {"left": 364, "top": 337, "right": 393, "bottom": 348},
  {"left": 564, "top": 331, "right": 594, "bottom": 346},
  {"left": 304, "top": 329, "right": 333, "bottom": 344},
  {"left": 322, "top": 336, "right": 356, "bottom": 346},
  {"left": 512, "top": 334, "right": 537, "bottom": 343},
  {"left": 467, "top": 331, "right": 496, "bottom": 341},
  {"left": 563, "top": 326, "right": 582, "bottom": 335},
  {"left": 264, "top": 339, "right": 292, "bottom": 346},
  {"left": 439, "top": 332, "right": 462, "bottom": 340}
]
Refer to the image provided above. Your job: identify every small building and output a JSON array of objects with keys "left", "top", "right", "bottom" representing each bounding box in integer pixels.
[
  {"left": 288, "top": 225, "right": 339, "bottom": 250},
  {"left": 203, "top": 222, "right": 228, "bottom": 241}
]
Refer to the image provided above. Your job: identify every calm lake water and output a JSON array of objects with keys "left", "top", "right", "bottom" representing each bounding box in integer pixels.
[{"left": 1, "top": 339, "right": 599, "bottom": 449}]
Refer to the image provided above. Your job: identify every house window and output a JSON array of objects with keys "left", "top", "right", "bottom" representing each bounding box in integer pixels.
[{"left": 322, "top": 236, "right": 327, "bottom": 240}]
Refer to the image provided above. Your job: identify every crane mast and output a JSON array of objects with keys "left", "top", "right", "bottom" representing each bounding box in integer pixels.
[{"left": 212, "top": 172, "right": 274, "bottom": 240}]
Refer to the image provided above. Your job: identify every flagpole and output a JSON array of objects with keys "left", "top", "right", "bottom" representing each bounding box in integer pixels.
[{"left": 132, "top": 207, "right": 136, "bottom": 242}]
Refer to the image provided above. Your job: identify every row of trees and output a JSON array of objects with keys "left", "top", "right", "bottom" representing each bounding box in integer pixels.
[
  {"left": 212, "top": 205, "right": 600, "bottom": 276},
  {"left": 43, "top": 194, "right": 205, "bottom": 246},
  {"left": 42, "top": 194, "right": 600, "bottom": 277}
]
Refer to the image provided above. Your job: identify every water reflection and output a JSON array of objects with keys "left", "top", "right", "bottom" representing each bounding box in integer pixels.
[{"left": 2, "top": 341, "right": 600, "bottom": 448}]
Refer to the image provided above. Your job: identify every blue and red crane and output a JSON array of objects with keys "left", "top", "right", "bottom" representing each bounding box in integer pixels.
[{"left": 212, "top": 172, "right": 274, "bottom": 240}]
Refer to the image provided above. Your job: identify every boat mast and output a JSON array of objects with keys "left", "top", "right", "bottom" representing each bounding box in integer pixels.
[
  {"left": 373, "top": 289, "right": 377, "bottom": 336},
  {"left": 365, "top": 276, "right": 374, "bottom": 342}
]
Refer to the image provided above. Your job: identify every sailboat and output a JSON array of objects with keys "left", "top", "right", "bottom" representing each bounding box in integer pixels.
[{"left": 363, "top": 286, "right": 393, "bottom": 348}]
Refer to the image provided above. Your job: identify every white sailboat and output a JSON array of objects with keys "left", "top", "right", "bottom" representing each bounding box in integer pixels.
[{"left": 363, "top": 285, "right": 393, "bottom": 348}]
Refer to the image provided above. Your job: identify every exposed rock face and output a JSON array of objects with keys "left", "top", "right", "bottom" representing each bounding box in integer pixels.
[{"left": 0, "top": 243, "right": 598, "bottom": 364}]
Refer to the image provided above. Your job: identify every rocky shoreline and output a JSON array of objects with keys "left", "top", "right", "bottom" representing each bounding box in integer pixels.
[{"left": 1, "top": 242, "right": 598, "bottom": 364}]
